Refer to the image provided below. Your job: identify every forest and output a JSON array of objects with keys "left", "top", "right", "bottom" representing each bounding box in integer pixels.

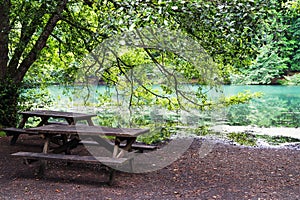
[{"left": 0, "top": 0, "right": 300, "bottom": 131}]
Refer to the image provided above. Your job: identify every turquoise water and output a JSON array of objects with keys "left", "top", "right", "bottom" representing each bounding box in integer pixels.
[
  {"left": 46, "top": 85, "right": 300, "bottom": 127},
  {"left": 47, "top": 85, "right": 300, "bottom": 99},
  {"left": 223, "top": 85, "right": 300, "bottom": 98},
  {"left": 223, "top": 85, "right": 300, "bottom": 127}
]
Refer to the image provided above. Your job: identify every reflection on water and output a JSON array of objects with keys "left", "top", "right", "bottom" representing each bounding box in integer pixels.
[
  {"left": 223, "top": 85, "right": 300, "bottom": 98},
  {"left": 47, "top": 85, "right": 300, "bottom": 127},
  {"left": 223, "top": 85, "right": 300, "bottom": 127}
]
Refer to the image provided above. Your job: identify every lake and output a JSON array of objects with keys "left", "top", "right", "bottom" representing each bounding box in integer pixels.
[{"left": 46, "top": 85, "right": 300, "bottom": 127}]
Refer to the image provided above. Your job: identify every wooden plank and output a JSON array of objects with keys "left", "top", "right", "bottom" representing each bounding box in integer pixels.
[
  {"left": 1, "top": 127, "right": 39, "bottom": 145},
  {"left": 79, "top": 140, "right": 157, "bottom": 150},
  {"left": 2, "top": 127, "right": 38, "bottom": 136},
  {"left": 11, "top": 152, "right": 129, "bottom": 165},
  {"left": 27, "top": 124, "right": 150, "bottom": 137},
  {"left": 19, "top": 110, "right": 97, "bottom": 120},
  {"left": 46, "top": 122, "right": 68, "bottom": 126},
  {"left": 131, "top": 143, "right": 157, "bottom": 150}
]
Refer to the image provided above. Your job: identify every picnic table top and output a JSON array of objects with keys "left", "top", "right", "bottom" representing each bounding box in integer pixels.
[
  {"left": 19, "top": 110, "right": 97, "bottom": 119},
  {"left": 26, "top": 124, "right": 150, "bottom": 138}
]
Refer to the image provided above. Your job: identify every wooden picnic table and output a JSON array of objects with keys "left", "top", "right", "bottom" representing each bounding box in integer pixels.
[
  {"left": 4, "top": 110, "right": 97, "bottom": 145},
  {"left": 27, "top": 124, "right": 150, "bottom": 156},
  {"left": 18, "top": 110, "right": 97, "bottom": 127},
  {"left": 12, "top": 124, "right": 150, "bottom": 185},
  {"left": 5, "top": 110, "right": 153, "bottom": 185}
]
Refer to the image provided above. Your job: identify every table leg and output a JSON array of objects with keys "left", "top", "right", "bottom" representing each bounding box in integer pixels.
[
  {"left": 116, "top": 137, "right": 136, "bottom": 158},
  {"left": 66, "top": 118, "right": 75, "bottom": 125},
  {"left": 113, "top": 137, "right": 136, "bottom": 173},
  {"left": 61, "top": 134, "right": 70, "bottom": 155},
  {"left": 18, "top": 116, "right": 28, "bottom": 129},
  {"left": 37, "top": 117, "right": 50, "bottom": 126},
  {"left": 10, "top": 116, "right": 29, "bottom": 145},
  {"left": 87, "top": 118, "right": 94, "bottom": 126},
  {"left": 113, "top": 138, "right": 121, "bottom": 158},
  {"left": 108, "top": 168, "right": 116, "bottom": 186},
  {"left": 10, "top": 135, "right": 20, "bottom": 145},
  {"left": 109, "top": 138, "right": 123, "bottom": 185},
  {"left": 38, "top": 137, "right": 50, "bottom": 176},
  {"left": 52, "top": 136, "right": 80, "bottom": 154}
]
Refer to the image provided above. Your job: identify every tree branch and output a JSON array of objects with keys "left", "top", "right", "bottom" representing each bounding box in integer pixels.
[
  {"left": 8, "top": 2, "right": 47, "bottom": 74},
  {"left": 14, "top": 0, "right": 69, "bottom": 84},
  {"left": 135, "top": 29, "right": 209, "bottom": 110}
]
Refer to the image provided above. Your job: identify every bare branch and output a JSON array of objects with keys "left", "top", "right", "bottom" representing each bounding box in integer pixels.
[{"left": 135, "top": 29, "right": 211, "bottom": 110}]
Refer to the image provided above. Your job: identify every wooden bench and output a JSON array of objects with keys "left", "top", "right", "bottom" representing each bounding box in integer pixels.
[
  {"left": 79, "top": 140, "right": 158, "bottom": 152},
  {"left": 11, "top": 151, "right": 132, "bottom": 185}
]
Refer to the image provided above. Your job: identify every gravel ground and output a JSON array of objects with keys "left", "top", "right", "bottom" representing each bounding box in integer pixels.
[{"left": 0, "top": 135, "right": 299, "bottom": 200}]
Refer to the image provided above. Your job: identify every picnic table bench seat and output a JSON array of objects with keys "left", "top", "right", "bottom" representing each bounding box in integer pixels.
[
  {"left": 11, "top": 151, "right": 132, "bottom": 185},
  {"left": 79, "top": 140, "right": 158, "bottom": 152},
  {"left": 11, "top": 151, "right": 130, "bottom": 165}
]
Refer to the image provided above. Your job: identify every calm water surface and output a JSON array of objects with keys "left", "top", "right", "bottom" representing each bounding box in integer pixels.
[{"left": 47, "top": 85, "right": 300, "bottom": 127}]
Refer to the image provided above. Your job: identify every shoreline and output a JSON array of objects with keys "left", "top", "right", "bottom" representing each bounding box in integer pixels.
[
  {"left": 211, "top": 125, "right": 300, "bottom": 139},
  {"left": 208, "top": 125, "right": 300, "bottom": 150}
]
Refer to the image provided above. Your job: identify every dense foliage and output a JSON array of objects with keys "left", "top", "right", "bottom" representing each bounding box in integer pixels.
[
  {"left": 0, "top": 0, "right": 299, "bottom": 129},
  {"left": 232, "top": 0, "right": 300, "bottom": 84}
]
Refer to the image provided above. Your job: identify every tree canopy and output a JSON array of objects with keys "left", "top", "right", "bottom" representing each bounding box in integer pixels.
[{"left": 0, "top": 0, "right": 295, "bottom": 126}]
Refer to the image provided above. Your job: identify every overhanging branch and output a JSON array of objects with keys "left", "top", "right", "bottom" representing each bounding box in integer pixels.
[
  {"left": 14, "top": 0, "right": 69, "bottom": 84},
  {"left": 8, "top": 2, "right": 47, "bottom": 74}
]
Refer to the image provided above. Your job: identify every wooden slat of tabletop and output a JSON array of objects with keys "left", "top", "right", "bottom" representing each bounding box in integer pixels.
[
  {"left": 26, "top": 124, "right": 150, "bottom": 137},
  {"left": 19, "top": 110, "right": 97, "bottom": 119}
]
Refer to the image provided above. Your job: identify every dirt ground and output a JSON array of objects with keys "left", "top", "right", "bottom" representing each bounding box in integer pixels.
[{"left": 0, "top": 135, "right": 299, "bottom": 200}]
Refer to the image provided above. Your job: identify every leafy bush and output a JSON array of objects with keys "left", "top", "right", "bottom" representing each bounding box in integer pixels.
[
  {"left": 232, "top": 44, "right": 288, "bottom": 85},
  {"left": 256, "top": 135, "right": 300, "bottom": 145},
  {"left": 227, "top": 132, "right": 300, "bottom": 147},
  {"left": 18, "top": 87, "right": 53, "bottom": 111},
  {"left": 280, "top": 74, "right": 300, "bottom": 85},
  {"left": 0, "top": 83, "right": 19, "bottom": 127},
  {"left": 0, "top": 131, "right": 6, "bottom": 137},
  {"left": 227, "top": 132, "right": 257, "bottom": 146},
  {"left": 231, "top": 4, "right": 300, "bottom": 85},
  {"left": 137, "top": 127, "right": 172, "bottom": 145}
]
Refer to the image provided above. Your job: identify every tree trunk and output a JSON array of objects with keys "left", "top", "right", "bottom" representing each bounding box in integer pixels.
[
  {"left": 0, "top": 0, "right": 10, "bottom": 80},
  {"left": 0, "top": 0, "right": 68, "bottom": 127},
  {"left": 0, "top": 0, "right": 16, "bottom": 127}
]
